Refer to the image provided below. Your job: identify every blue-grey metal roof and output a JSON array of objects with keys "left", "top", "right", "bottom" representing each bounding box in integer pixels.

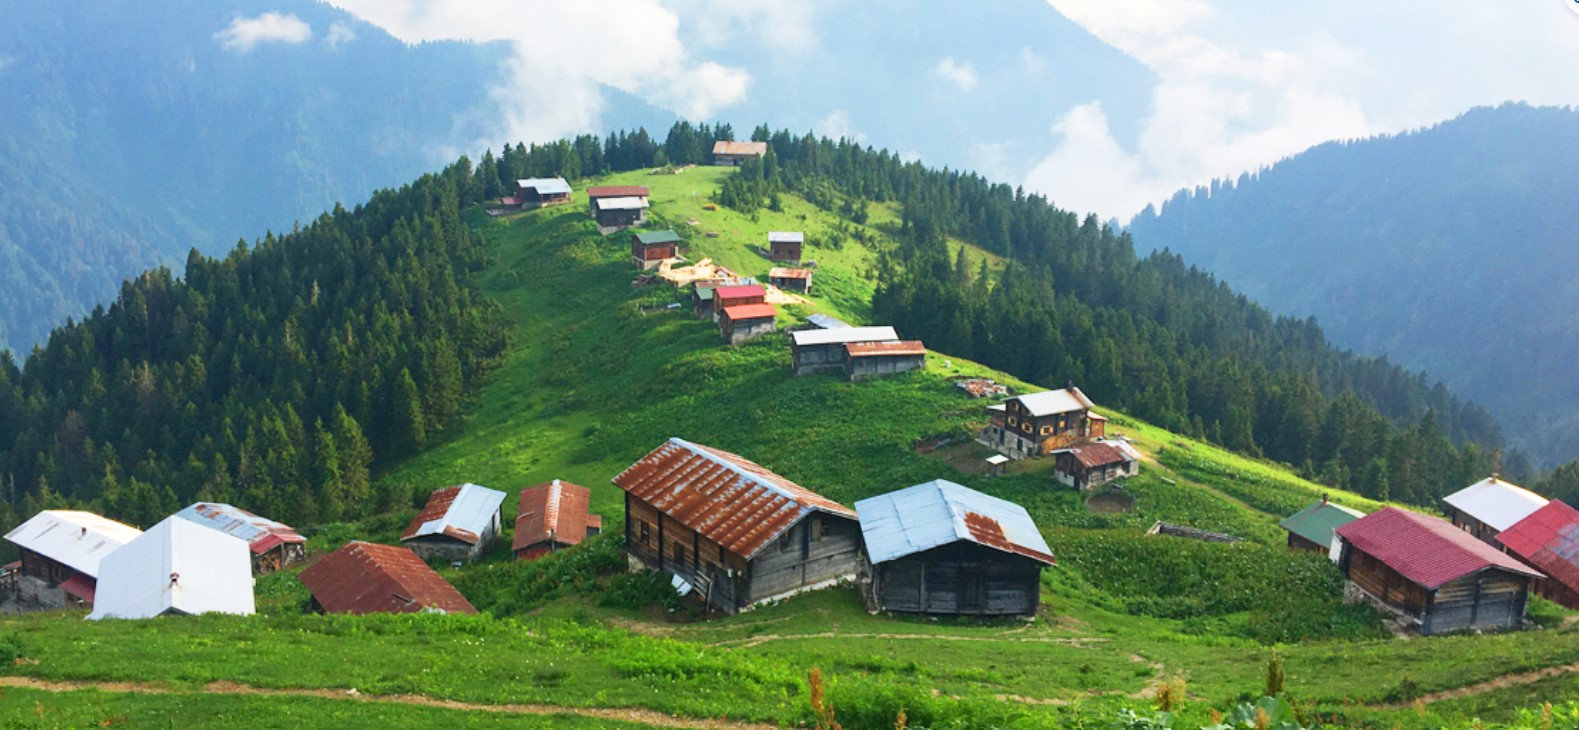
[
  {"left": 806, "top": 314, "right": 850, "bottom": 329},
  {"left": 174, "top": 503, "right": 302, "bottom": 550},
  {"left": 854, "top": 480, "right": 1054, "bottom": 565},
  {"left": 517, "top": 177, "right": 572, "bottom": 195}
]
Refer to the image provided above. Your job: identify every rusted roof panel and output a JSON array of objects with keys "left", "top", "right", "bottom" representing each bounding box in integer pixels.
[
  {"left": 298, "top": 541, "right": 476, "bottom": 615},
  {"left": 845, "top": 341, "right": 926, "bottom": 358},
  {"left": 1064, "top": 441, "right": 1133, "bottom": 469},
  {"left": 514, "top": 480, "right": 597, "bottom": 552},
  {"left": 722, "top": 303, "right": 777, "bottom": 321},
  {"left": 401, "top": 484, "right": 505, "bottom": 546},
  {"left": 1337, "top": 507, "right": 1544, "bottom": 589},
  {"left": 963, "top": 512, "right": 1057, "bottom": 564},
  {"left": 1497, "top": 500, "right": 1579, "bottom": 599},
  {"left": 768, "top": 267, "right": 813, "bottom": 280},
  {"left": 855, "top": 480, "right": 1054, "bottom": 566},
  {"left": 175, "top": 502, "right": 304, "bottom": 555},
  {"left": 612, "top": 438, "right": 856, "bottom": 559},
  {"left": 586, "top": 185, "right": 649, "bottom": 198}
]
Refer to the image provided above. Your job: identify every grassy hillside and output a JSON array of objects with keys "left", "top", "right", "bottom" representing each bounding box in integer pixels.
[{"left": 2, "top": 166, "right": 1573, "bottom": 729}]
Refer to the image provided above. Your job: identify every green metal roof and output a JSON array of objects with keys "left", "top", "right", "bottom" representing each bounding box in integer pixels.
[
  {"left": 695, "top": 287, "right": 715, "bottom": 301},
  {"left": 635, "top": 230, "right": 681, "bottom": 245},
  {"left": 1279, "top": 500, "right": 1365, "bottom": 548}
]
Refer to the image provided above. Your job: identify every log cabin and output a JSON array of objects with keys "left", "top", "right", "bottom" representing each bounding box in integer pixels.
[
  {"left": 613, "top": 438, "right": 862, "bottom": 613},
  {"left": 1334, "top": 507, "right": 1542, "bottom": 635},
  {"left": 855, "top": 480, "right": 1054, "bottom": 617},
  {"left": 515, "top": 177, "right": 572, "bottom": 206},
  {"left": 1443, "top": 475, "right": 1549, "bottom": 545},
  {"left": 1496, "top": 500, "right": 1579, "bottom": 609},
  {"left": 982, "top": 386, "right": 1106, "bottom": 460},
  {"left": 720, "top": 303, "right": 777, "bottom": 345},
  {"left": 768, "top": 266, "right": 813, "bottom": 293},
  {"left": 3, "top": 510, "right": 141, "bottom": 609},
  {"left": 586, "top": 185, "right": 650, "bottom": 231},
  {"left": 400, "top": 483, "right": 507, "bottom": 563},
  {"left": 711, "top": 140, "right": 767, "bottom": 166},
  {"left": 789, "top": 326, "right": 898, "bottom": 375},
  {"left": 631, "top": 229, "right": 681, "bottom": 270},
  {"left": 711, "top": 283, "right": 766, "bottom": 319},
  {"left": 174, "top": 502, "right": 306, "bottom": 575},
  {"left": 299, "top": 541, "right": 476, "bottom": 615},
  {"left": 843, "top": 341, "right": 926, "bottom": 381},
  {"left": 1278, "top": 496, "right": 1364, "bottom": 560},
  {"left": 1050, "top": 440, "right": 1141, "bottom": 492},
  {"left": 513, "top": 480, "right": 602, "bottom": 561},
  {"left": 767, "top": 231, "right": 804, "bottom": 263}
]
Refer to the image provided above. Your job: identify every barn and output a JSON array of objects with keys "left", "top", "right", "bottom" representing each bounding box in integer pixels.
[
  {"left": 1496, "top": 499, "right": 1579, "bottom": 609},
  {"left": 712, "top": 140, "right": 767, "bottom": 166},
  {"left": 844, "top": 341, "right": 926, "bottom": 380},
  {"left": 768, "top": 266, "right": 813, "bottom": 293},
  {"left": 982, "top": 386, "right": 1106, "bottom": 460},
  {"left": 613, "top": 437, "right": 863, "bottom": 613},
  {"left": 400, "top": 484, "right": 507, "bottom": 563},
  {"left": 586, "top": 185, "right": 650, "bottom": 232},
  {"left": 1278, "top": 497, "right": 1364, "bottom": 559},
  {"left": 1050, "top": 440, "right": 1141, "bottom": 492},
  {"left": 1444, "top": 475, "right": 1549, "bottom": 545},
  {"left": 88, "top": 516, "right": 255, "bottom": 620},
  {"left": 767, "top": 231, "right": 804, "bottom": 263},
  {"left": 789, "top": 326, "right": 898, "bottom": 375},
  {"left": 515, "top": 177, "right": 573, "bottom": 206},
  {"left": 1334, "top": 507, "right": 1543, "bottom": 635},
  {"left": 720, "top": 303, "right": 777, "bottom": 344},
  {"left": 174, "top": 502, "right": 306, "bottom": 575},
  {"left": 631, "top": 229, "right": 681, "bottom": 269},
  {"left": 4, "top": 510, "right": 141, "bottom": 609},
  {"left": 855, "top": 480, "right": 1054, "bottom": 617},
  {"left": 514, "top": 479, "right": 603, "bottom": 561},
  {"left": 299, "top": 541, "right": 476, "bottom": 615}
]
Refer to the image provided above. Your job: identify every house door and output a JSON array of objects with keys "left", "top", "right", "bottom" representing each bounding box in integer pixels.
[{"left": 960, "top": 570, "right": 985, "bottom": 612}]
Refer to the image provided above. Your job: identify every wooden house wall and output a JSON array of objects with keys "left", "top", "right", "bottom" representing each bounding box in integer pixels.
[
  {"left": 20, "top": 549, "right": 75, "bottom": 585},
  {"left": 1449, "top": 510, "right": 1500, "bottom": 544},
  {"left": 744, "top": 513, "right": 862, "bottom": 605},
  {"left": 792, "top": 342, "right": 848, "bottom": 374},
  {"left": 1422, "top": 570, "right": 1530, "bottom": 635},
  {"left": 770, "top": 241, "right": 802, "bottom": 262},
  {"left": 1342, "top": 547, "right": 1431, "bottom": 614},
  {"left": 872, "top": 542, "right": 1042, "bottom": 616},
  {"left": 846, "top": 354, "right": 924, "bottom": 380},
  {"left": 723, "top": 318, "right": 775, "bottom": 345},
  {"left": 1286, "top": 532, "right": 1327, "bottom": 554},
  {"left": 715, "top": 292, "right": 765, "bottom": 310},
  {"left": 253, "top": 543, "right": 306, "bottom": 575},
  {"left": 594, "top": 208, "right": 646, "bottom": 228},
  {"left": 624, "top": 494, "right": 751, "bottom": 612},
  {"left": 1533, "top": 576, "right": 1579, "bottom": 610}
]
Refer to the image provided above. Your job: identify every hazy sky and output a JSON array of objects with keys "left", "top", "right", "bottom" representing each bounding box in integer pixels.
[{"left": 316, "top": 0, "right": 1579, "bottom": 218}]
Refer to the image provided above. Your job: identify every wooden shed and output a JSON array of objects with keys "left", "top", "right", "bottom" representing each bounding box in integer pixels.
[
  {"left": 4, "top": 510, "right": 141, "bottom": 609},
  {"left": 982, "top": 386, "right": 1105, "bottom": 460},
  {"left": 712, "top": 283, "right": 765, "bottom": 317},
  {"left": 400, "top": 484, "right": 507, "bottom": 563},
  {"left": 515, "top": 177, "right": 572, "bottom": 206},
  {"left": 174, "top": 502, "right": 306, "bottom": 575},
  {"left": 855, "top": 480, "right": 1054, "bottom": 617},
  {"left": 768, "top": 267, "right": 813, "bottom": 293},
  {"left": 720, "top": 303, "right": 777, "bottom": 345},
  {"left": 1050, "top": 440, "right": 1141, "bottom": 492},
  {"left": 1334, "top": 507, "right": 1543, "bottom": 635},
  {"left": 631, "top": 230, "right": 681, "bottom": 270},
  {"left": 613, "top": 438, "right": 863, "bottom": 613},
  {"left": 767, "top": 231, "right": 803, "bottom": 263},
  {"left": 513, "top": 480, "right": 603, "bottom": 561},
  {"left": 712, "top": 140, "right": 767, "bottom": 167},
  {"left": 844, "top": 341, "right": 926, "bottom": 381},
  {"left": 1444, "top": 475, "right": 1549, "bottom": 545},
  {"left": 1278, "top": 497, "right": 1364, "bottom": 559},
  {"left": 1496, "top": 499, "right": 1579, "bottom": 609},
  {"left": 587, "top": 185, "right": 650, "bottom": 231},
  {"left": 299, "top": 541, "right": 476, "bottom": 615},
  {"left": 789, "top": 326, "right": 898, "bottom": 375}
]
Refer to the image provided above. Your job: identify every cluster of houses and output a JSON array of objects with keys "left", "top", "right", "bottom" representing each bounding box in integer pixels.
[
  {"left": 1279, "top": 475, "right": 1579, "bottom": 635},
  {"left": 975, "top": 385, "right": 1141, "bottom": 491}
]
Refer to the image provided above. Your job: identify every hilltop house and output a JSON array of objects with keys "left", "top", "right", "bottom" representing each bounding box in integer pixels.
[
  {"left": 4, "top": 510, "right": 141, "bottom": 609},
  {"left": 613, "top": 438, "right": 863, "bottom": 613},
  {"left": 712, "top": 140, "right": 767, "bottom": 166},
  {"left": 855, "top": 480, "right": 1054, "bottom": 617},
  {"left": 88, "top": 517, "right": 255, "bottom": 620},
  {"left": 174, "top": 502, "right": 305, "bottom": 575},
  {"left": 1278, "top": 497, "right": 1365, "bottom": 560},
  {"left": 1496, "top": 500, "right": 1579, "bottom": 609},
  {"left": 513, "top": 480, "right": 602, "bottom": 561},
  {"left": 844, "top": 341, "right": 926, "bottom": 381},
  {"left": 1444, "top": 475, "right": 1549, "bottom": 545},
  {"left": 400, "top": 484, "right": 507, "bottom": 563},
  {"left": 982, "top": 386, "right": 1106, "bottom": 460},
  {"left": 1050, "top": 439, "right": 1141, "bottom": 492},
  {"left": 790, "top": 326, "right": 898, "bottom": 375},
  {"left": 767, "top": 231, "right": 803, "bottom": 263},
  {"left": 299, "top": 541, "right": 476, "bottom": 615},
  {"left": 768, "top": 267, "right": 813, "bottom": 293},
  {"left": 586, "top": 185, "right": 650, "bottom": 232},
  {"left": 720, "top": 303, "right": 777, "bottom": 344},
  {"left": 512, "top": 177, "right": 572, "bottom": 207},
  {"left": 1334, "top": 507, "right": 1542, "bottom": 635},
  {"left": 631, "top": 229, "right": 681, "bottom": 270}
]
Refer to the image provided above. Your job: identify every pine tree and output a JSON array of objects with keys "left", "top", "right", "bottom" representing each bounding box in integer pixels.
[{"left": 392, "top": 368, "right": 426, "bottom": 454}]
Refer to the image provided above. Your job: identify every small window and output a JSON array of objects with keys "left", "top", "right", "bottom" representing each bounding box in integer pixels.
[
  {"left": 638, "top": 521, "right": 651, "bottom": 545},
  {"left": 1007, "top": 416, "right": 1018, "bottom": 427},
  {"left": 1021, "top": 422, "right": 1033, "bottom": 434},
  {"left": 1040, "top": 426, "right": 1052, "bottom": 435},
  {"left": 674, "top": 543, "right": 687, "bottom": 566}
]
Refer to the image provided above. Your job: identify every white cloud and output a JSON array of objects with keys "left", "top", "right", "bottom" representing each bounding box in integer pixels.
[
  {"left": 814, "top": 110, "right": 864, "bottom": 142},
  {"left": 1018, "top": 46, "right": 1048, "bottom": 76},
  {"left": 663, "top": 0, "right": 826, "bottom": 55},
  {"left": 325, "top": 22, "right": 357, "bottom": 48},
  {"left": 214, "top": 13, "right": 313, "bottom": 53},
  {"left": 931, "top": 57, "right": 978, "bottom": 92}
]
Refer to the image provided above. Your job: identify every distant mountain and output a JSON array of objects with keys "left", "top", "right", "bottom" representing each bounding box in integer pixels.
[{"left": 1128, "top": 103, "right": 1579, "bottom": 465}]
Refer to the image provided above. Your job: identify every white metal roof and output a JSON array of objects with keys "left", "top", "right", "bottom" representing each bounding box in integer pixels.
[
  {"left": 4, "top": 511, "right": 141, "bottom": 579},
  {"left": 790, "top": 326, "right": 898, "bottom": 347},
  {"left": 595, "top": 196, "right": 648, "bottom": 210},
  {"left": 806, "top": 314, "right": 850, "bottom": 329},
  {"left": 985, "top": 455, "right": 1010, "bottom": 466},
  {"left": 768, "top": 231, "right": 804, "bottom": 243},
  {"left": 1013, "top": 387, "right": 1096, "bottom": 417},
  {"left": 516, "top": 177, "right": 572, "bottom": 195},
  {"left": 88, "top": 517, "right": 255, "bottom": 620},
  {"left": 854, "top": 480, "right": 1054, "bottom": 565},
  {"left": 1443, "top": 476, "right": 1550, "bottom": 532},
  {"left": 406, "top": 483, "right": 507, "bottom": 542}
]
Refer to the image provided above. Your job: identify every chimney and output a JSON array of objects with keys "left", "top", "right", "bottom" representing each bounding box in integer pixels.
[
  {"left": 79, "top": 527, "right": 87, "bottom": 540},
  {"left": 1321, "top": 493, "right": 1328, "bottom": 505}
]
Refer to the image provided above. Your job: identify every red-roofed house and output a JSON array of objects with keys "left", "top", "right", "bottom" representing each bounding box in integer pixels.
[
  {"left": 513, "top": 480, "right": 603, "bottom": 561},
  {"left": 767, "top": 267, "right": 813, "bottom": 293},
  {"left": 1050, "top": 440, "right": 1141, "bottom": 492},
  {"left": 1496, "top": 500, "right": 1579, "bottom": 609},
  {"left": 613, "top": 438, "right": 862, "bottom": 613},
  {"left": 1335, "top": 507, "right": 1543, "bottom": 635},
  {"left": 711, "top": 284, "right": 765, "bottom": 317},
  {"left": 298, "top": 541, "right": 476, "bottom": 615},
  {"left": 720, "top": 303, "right": 776, "bottom": 344}
]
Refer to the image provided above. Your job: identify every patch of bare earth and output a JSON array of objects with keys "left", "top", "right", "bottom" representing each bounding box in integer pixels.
[{"left": 1381, "top": 663, "right": 1579, "bottom": 708}]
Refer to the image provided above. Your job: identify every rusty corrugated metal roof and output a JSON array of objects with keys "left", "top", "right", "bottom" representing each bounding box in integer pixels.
[
  {"left": 586, "top": 185, "right": 649, "bottom": 198},
  {"left": 176, "top": 503, "right": 304, "bottom": 555},
  {"left": 768, "top": 267, "right": 813, "bottom": 280},
  {"left": 611, "top": 438, "right": 855, "bottom": 559},
  {"left": 722, "top": 303, "right": 776, "bottom": 321},
  {"left": 713, "top": 141, "right": 768, "bottom": 156},
  {"left": 513, "top": 480, "right": 597, "bottom": 552},
  {"left": 401, "top": 484, "right": 505, "bottom": 546},
  {"left": 298, "top": 541, "right": 476, "bottom": 615},
  {"left": 1337, "top": 507, "right": 1544, "bottom": 590},
  {"left": 855, "top": 480, "right": 1054, "bottom": 566},
  {"left": 845, "top": 341, "right": 925, "bottom": 357}
]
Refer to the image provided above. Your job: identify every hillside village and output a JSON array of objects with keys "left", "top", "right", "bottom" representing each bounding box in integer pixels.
[{"left": 2, "top": 151, "right": 1577, "bottom": 728}]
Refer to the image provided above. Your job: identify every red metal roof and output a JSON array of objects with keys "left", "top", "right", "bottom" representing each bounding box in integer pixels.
[
  {"left": 722, "top": 303, "right": 776, "bottom": 321},
  {"left": 713, "top": 284, "right": 765, "bottom": 301},
  {"left": 1336, "top": 507, "right": 1544, "bottom": 589},
  {"left": 612, "top": 438, "right": 856, "bottom": 559},
  {"left": 1065, "top": 441, "right": 1132, "bottom": 469},
  {"left": 586, "top": 185, "right": 649, "bottom": 198},
  {"left": 298, "top": 541, "right": 476, "bottom": 615},
  {"left": 962, "top": 512, "right": 1056, "bottom": 565},
  {"left": 844, "top": 341, "right": 926, "bottom": 358},
  {"left": 59, "top": 574, "right": 96, "bottom": 603},
  {"left": 513, "top": 480, "right": 597, "bottom": 552},
  {"left": 1497, "top": 500, "right": 1579, "bottom": 598},
  {"left": 403, "top": 486, "right": 464, "bottom": 543}
]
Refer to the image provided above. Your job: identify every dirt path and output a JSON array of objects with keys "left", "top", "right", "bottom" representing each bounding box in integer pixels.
[
  {"left": 710, "top": 631, "right": 1107, "bottom": 650},
  {"left": 1379, "top": 663, "right": 1579, "bottom": 708},
  {"left": 0, "top": 676, "right": 778, "bottom": 730}
]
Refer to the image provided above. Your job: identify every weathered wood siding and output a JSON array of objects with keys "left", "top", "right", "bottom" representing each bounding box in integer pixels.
[
  {"left": 1342, "top": 547, "right": 1431, "bottom": 614},
  {"left": 1422, "top": 570, "right": 1530, "bottom": 635},
  {"left": 791, "top": 342, "right": 847, "bottom": 375},
  {"left": 872, "top": 542, "right": 1042, "bottom": 616},
  {"left": 744, "top": 513, "right": 862, "bottom": 606},
  {"left": 624, "top": 493, "right": 753, "bottom": 612},
  {"left": 723, "top": 318, "right": 776, "bottom": 345},
  {"left": 770, "top": 241, "right": 802, "bottom": 262},
  {"left": 846, "top": 354, "right": 924, "bottom": 381},
  {"left": 1286, "top": 532, "right": 1326, "bottom": 554},
  {"left": 1449, "top": 510, "right": 1501, "bottom": 545}
]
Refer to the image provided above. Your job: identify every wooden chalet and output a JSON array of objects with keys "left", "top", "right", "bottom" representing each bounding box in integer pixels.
[
  {"left": 631, "top": 229, "right": 681, "bottom": 270},
  {"left": 790, "top": 326, "right": 898, "bottom": 375},
  {"left": 1444, "top": 475, "right": 1549, "bottom": 545},
  {"left": 513, "top": 177, "right": 572, "bottom": 207},
  {"left": 513, "top": 480, "right": 603, "bottom": 561},
  {"left": 1496, "top": 500, "right": 1579, "bottom": 609},
  {"left": 712, "top": 283, "right": 765, "bottom": 320},
  {"left": 88, "top": 516, "right": 255, "bottom": 620},
  {"left": 586, "top": 185, "right": 650, "bottom": 231},
  {"left": 844, "top": 341, "right": 925, "bottom": 381},
  {"left": 299, "top": 541, "right": 476, "bottom": 615},
  {"left": 1050, "top": 439, "right": 1141, "bottom": 492},
  {"left": 692, "top": 280, "right": 724, "bottom": 319},
  {"left": 720, "top": 303, "right": 777, "bottom": 345},
  {"left": 767, "top": 231, "right": 804, "bottom": 263},
  {"left": 768, "top": 266, "right": 813, "bottom": 293},
  {"left": 1278, "top": 497, "right": 1364, "bottom": 559},
  {"left": 855, "top": 480, "right": 1054, "bottom": 617},
  {"left": 400, "top": 483, "right": 507, "bottom": 563},
  {"left": 712, "top": 140, "right": 767, "bottom": 167},
  {"left": 1334, "top": 507, "right": 1543, "bottom": 635},
  {"left": 174, "top": 502, "right": 305, "bottom": 575},
  {"left": 3, "top": 510, "right": 141, "bottom": 609},
  {"left": 613, "top": 438, "right": 862, "bottom": 613},
  {"left": 983, "top": 386, "right": 1106, "bottom": 460}
]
